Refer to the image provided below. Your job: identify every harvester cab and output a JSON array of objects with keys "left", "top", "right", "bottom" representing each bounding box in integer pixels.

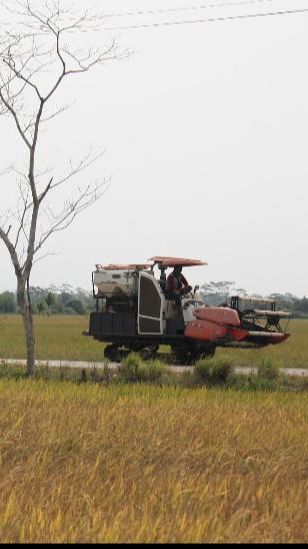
[{"left": 85, "top": 256, "right": 291, "bottom": 364}]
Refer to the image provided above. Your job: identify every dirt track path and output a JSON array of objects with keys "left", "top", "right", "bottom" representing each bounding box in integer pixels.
[{"left": 1, "top": 358, "right": 308, "bottom": 376}]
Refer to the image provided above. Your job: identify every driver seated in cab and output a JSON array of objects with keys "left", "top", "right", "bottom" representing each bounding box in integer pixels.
[{"left": 165, "top": 265, "right": 192, "bottom": 302}]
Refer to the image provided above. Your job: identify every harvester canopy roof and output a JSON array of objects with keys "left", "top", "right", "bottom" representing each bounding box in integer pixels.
[{"left": 149, "top": 256, "right": 208, "bottom": 267}]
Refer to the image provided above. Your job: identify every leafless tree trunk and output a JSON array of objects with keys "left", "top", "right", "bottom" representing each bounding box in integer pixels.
[{"left": 0, "top": 0, "right": 126, "bottom": 376}]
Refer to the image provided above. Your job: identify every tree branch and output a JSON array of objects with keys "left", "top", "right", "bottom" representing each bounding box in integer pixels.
[
  {"left": 34, "top": 177, "right": 110, "bottom": 254},
  {"left": 0, "top": 87, "right": 31, "bottom": 148},
  {"left": 0, "top": 226, "right": 22, "bottom": 277}
]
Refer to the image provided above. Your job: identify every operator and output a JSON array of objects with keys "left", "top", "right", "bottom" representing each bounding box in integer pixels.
[{"left": 165, "top": 265, "right": 192, "bottom": 301}]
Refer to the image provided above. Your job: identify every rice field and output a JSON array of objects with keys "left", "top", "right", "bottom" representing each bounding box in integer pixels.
[
  {"left": 0, "top": 316, "right": 307, "bottom": 542},
  {"left": 0, "top": 381, "right": 307, "bottom": 543},
  {"left": 0, "top": 315, "right": 307, "bottom": 368}
]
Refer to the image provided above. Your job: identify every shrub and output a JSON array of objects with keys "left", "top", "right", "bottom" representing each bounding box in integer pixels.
[
  {"left": 139, "top": 359, "right": 167, "bottom": 382},
  {"left": 230, "top": 373, "right": 277, "bottom": 392},
  {"left": 120, "top": 353, "right": 166, "bottom": 383},
  {"left": 257, "top": 358, "right": 280, "bottom": 380},
  {"left": 120, "top": 353, "right": 142, "bottom": 382},
  {"left": 0, "top": 362, "right": 27, "bottom": 380},
  {"left": 194, "top": 357, "right": 233, "bottom": 384}
]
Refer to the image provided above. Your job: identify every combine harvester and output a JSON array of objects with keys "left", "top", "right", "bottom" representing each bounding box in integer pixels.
[{"left": 85, "top": 256, "right": 290, "bottom": 364}]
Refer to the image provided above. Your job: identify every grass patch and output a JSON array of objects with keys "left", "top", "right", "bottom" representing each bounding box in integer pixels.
[
  {"left": 119, "top": 353, "right": 167, "bottom": 383},
  {"left": 0, "top": 361, "right": 113, "bottom": 385},
  {"left": 1, "top": 357, "right": 308, "bottom": 394},
  {"left": 257, "top": 357, "right": 280, "bottom": 380},
  {"left": 229, "top": 374, "right": 279, "bottom": 392},
  {"left": 194, "top": 357, "right": 233, "bottom": 385}
]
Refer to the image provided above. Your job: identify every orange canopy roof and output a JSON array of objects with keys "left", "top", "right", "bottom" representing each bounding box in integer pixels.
[
  {"left": 149, "top": 256, "right": 208, "bottom": 267},
  {"left": 96, "top": 257, "right": 207, "bottom": 271}
]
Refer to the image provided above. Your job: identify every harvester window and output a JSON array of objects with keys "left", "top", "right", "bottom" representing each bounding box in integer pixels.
[{"left": 139, "top": 276, "right": 161, "bottom": 318}]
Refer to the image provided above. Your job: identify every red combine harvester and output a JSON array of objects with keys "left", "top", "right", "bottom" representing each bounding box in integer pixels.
[{"left": 85, "top": 256, "right": 290, "bottom": 364}]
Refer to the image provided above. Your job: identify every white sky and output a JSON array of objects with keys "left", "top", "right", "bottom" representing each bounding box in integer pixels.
[{"left": 1, "top": 0, "right": 308, "bottom": 296}]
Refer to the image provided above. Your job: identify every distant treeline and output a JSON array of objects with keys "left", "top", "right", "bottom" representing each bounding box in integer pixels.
[
  {"left": 0, "top": 281, "right": 307, "bottom": 317},
  {"left": 0, "top": 285, "right": 93, "bottom": 315}
]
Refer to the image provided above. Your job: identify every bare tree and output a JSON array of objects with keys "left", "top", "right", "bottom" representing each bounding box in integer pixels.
[{"left": 0, "top": 0, "right": 125, "bottom": 375}]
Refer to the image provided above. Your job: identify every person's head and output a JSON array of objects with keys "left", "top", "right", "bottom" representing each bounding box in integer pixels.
[{"left": 173, "top": 265, "right": 182, "bottom": 275}]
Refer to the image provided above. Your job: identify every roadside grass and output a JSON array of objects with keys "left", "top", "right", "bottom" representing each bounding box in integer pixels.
[
  {"left": 0, "top": 316, "right": 306, "bottom": 369},
  {"left": 0, "top": 380, "right": 307, "bottom": 543},
  {"left": 1, "top": 354, "right": 308, "bottom": 393},
  {"left": 119, "top": 353, "right": 168, "bottom": 383},
  {"left": 194, "top": 357, "right": 234, "bottom": 385},
  {"left": 257, "top": 357, "right": 280, "bottom": 380}
]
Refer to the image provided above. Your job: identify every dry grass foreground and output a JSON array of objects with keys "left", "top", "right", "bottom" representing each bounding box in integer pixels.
[
  {"left": 0, "top": 380, "right": 307, "bottom": 543},
  {"left": 0, "top": 315, "right": 307, "bottom": 369}
]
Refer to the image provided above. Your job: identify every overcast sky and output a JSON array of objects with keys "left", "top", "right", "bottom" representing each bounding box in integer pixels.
[{"left": 1, "top": 0, "right": 308, "bottom": 296}]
